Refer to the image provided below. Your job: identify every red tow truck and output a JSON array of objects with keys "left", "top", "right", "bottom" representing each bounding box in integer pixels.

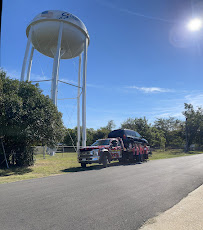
[
  {"left": 78, "top": 137, "right": 133, "bottom": 168},
  {"left": 78, "top": 129, "right": 151, "bottom": 168}
]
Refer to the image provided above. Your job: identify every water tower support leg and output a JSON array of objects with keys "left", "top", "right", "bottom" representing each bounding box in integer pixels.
[
  {"left": 26, "top": 46, "right": 34, "bottom": 81},
  {"left": 82, "top": 37, "right": 88, "bottom": 147},
  {"left": 77, "top": 54, "right": 82, "bottom": 153},
  {"left": 21, "top": 26, "right": 33, "bottom": 82},
  {"left": 51, "top": 22, "right": 63, "bottom": 106}
]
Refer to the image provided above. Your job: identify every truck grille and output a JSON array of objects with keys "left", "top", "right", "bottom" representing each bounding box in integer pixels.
[
  {"left": 79, "top": 157, "right": 92, "bottom": 161},
  {"left": 79, "top": 151, "right": 92, "bottom": 157}
]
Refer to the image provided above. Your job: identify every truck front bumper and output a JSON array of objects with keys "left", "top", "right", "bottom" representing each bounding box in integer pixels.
[{"left": 78, "top": 156, "right": 100, "bottom": 164}]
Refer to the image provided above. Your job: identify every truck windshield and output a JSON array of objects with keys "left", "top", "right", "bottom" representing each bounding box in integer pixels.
[{"left": 91, "top": 140, "right": 110, "bottom": 146}]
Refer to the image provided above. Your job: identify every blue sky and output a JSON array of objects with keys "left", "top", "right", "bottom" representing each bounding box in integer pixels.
[{"left": 1, "top": 0, "right": 203, "bottom": 129}]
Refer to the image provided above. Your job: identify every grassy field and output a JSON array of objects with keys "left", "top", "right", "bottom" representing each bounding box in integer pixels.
[
  {"left": 0, "top": 152, "right": 80, "bottom": 184},
  {"left": 0, "top": 150, "right": 202, "bottom": 184},
  {"left": 149, "top": 149, "right": 203, "bottom": 160}
]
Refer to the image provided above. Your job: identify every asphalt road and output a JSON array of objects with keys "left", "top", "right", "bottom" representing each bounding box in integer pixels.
[{"left": 0, "top": 154, "right": 203, "bottom": 230}]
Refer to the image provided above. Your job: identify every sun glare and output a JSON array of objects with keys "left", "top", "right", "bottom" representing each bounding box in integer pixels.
[{"left": 187, "top": 18, "right": 202, "bottom": 31}]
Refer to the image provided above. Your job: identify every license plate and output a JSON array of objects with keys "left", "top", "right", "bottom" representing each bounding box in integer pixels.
[{"left": 82, "top": 158, "right": 86, "bottom": 161}]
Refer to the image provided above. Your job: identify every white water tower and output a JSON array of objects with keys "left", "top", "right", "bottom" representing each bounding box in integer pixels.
[{"left": 21, "top": 10, "right": 90, "bottom": 148}]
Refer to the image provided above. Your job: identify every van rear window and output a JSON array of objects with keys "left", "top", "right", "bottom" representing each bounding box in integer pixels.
[
  {"left": 108, "top": 129, "right": 142, "bottom": 139},
  {"left": 108, "top": 130, "right": 123, "bottom": 138},
  {"left": 125, "top": 130, "right": 141, "bottom": 138}
]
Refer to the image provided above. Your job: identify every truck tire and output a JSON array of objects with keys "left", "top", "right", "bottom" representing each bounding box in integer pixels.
[
  {"left": 118, "top": 159, "right": 123, "bottom": 163},
  {"left": 102, "top": 155, "right": 108, "bottom": 168},
  {"left": 81, "top": 163, "right": 87, "bottom": 168},
  {"left": 122, "top": 153, "right": 127, "bottom": 164},
  {"left": 107, "top": 153, "right": 112, "bottom": 163}
]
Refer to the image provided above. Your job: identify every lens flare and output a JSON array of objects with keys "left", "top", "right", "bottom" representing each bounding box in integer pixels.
[{"left": 187, "top": 18, "right": 202, "bottom": 31}]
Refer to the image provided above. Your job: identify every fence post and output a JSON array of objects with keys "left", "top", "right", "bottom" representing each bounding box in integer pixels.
[{"left": 43, "top": 146, "right": 46, "bottom": 159}]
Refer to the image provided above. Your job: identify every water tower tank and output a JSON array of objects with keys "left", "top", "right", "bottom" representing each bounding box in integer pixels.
[{"left": 26, "top": 10, "right": 90, "bottom": 59}]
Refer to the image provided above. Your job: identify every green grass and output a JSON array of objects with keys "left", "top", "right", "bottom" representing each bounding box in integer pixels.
[
  {"left": 0, "top": 150, "right": 202, "bottom": 184},
  {"left": 150, "top": 149, "right": 203, "bottom": 160},
  {"left": 0, "top": 152, "right": 81, "bottom": 184}
]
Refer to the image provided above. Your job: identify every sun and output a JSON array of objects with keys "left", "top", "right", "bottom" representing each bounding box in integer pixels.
[{"left": 187, "top": 18, "right": 202, "bottom": 31}]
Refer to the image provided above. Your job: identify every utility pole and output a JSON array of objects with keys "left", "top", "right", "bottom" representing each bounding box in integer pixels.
[{"left": 185, "top": 118, "right": 189, "bottom": 152}]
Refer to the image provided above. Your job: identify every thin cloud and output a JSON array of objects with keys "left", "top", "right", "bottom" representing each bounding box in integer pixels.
[
  {"left": 5, "top": 69, "right": 104, "bottom": 89},
  {"left": 96, "top": 0, "right": 177, "bottom": 23},
  {"left": 126, "top": 86, "right": 174, "bottom": 93},
  {"left": 60, "top": 77, "right": 104, "bottom": 89},
  {"left": 185, "top": 93, "right": 203, "bottom": 107},
  {"left": 5, "top": 69, "right": 22, "bottom": 80},
  {"left": 60, "top": 78, "right": 78, "bottom": 85},
  {"left": 145, "top": 106, "right": 185, "bottom": 122},
  {"left": 5, "top": 69, "right": 49, "bottom": 81},
  {"left": 86, "top": 83, "right": 104, "bottom": 88},
  {"left": 30, "top": 73, "right": 49, "bottom": 81},
  {"left": 156, "top": 112, "right": 183, "bottom": 119}
]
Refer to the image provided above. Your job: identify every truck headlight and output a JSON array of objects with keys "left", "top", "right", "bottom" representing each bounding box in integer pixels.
[{"left": 93, "top": 149, "right": 99, "bottom": 155}]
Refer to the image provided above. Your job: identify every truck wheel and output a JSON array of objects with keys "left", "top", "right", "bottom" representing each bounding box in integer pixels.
[
  {"left": 81, "top": 163, "right": 87, "bottom": 168},
  {"left": 107, "top": 153, "right": 112, "bottom": 163},
  {"left": 122, "top": 154, "right": 127, "bottom": 164},
  {"left": 102, "top": 155, "right": 108, "bottom": 168},
  {"left": 118, "top": 159, "right": 123, "bottom": 163},
  {"left": 130, "top": 158, "right": 135, "bottom": 163}
]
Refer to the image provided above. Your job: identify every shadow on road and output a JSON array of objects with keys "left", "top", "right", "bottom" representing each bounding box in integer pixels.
[{"left": 61, "top": 161, "right": 138, "bottom": 173}]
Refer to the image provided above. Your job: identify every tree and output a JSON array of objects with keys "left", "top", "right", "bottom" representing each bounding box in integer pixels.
[
  {"left": 63, "top": 127, "right": 96, "bottom": 147},
  {"left": 154, "top": 117, "right": 184, "bottom": 147},
  {"left": 105, "top": 120, "right": 116, "bottom": 131},
  {"left": 121, "top": 117, "right": 152, "bottom": 141},
  {"left": 183, "top": 103, "right": 203, "bottom": 152},
  {"left": 63, "top": 120, "right": 116, "bottom": 147},
  {"left": 150, "top": 127, "right": 166, "bottom": 149},
  {"left": 86, "top": 128, "right": 95, "bottom": 146},
  {"left": 121, "top": 116, "right": 185, "bottom": 148},
  {"left": 0, "top": 70, "right": 65, "bottom": 167},
  {"left": 93, "top": 120, "right": 116, "bottom": 141},
  {"left": 63, "top": 128, "right": 77, "bottom": 146}
]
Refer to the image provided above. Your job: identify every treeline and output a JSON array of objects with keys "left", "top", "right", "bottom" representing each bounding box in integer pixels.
[
  {"left": 1, "top": 70, "right": 202, "bottom": 168},
  {"left": 0, "top": 70, "right": 65, "bottom": 167},
  {"left": 63, "top": 104, "right": 203, "bottom": 151}
]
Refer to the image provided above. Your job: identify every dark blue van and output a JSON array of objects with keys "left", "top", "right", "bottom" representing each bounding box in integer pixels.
[{"left": 108, "top": 129, "right": 148, "bottom": 148}]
